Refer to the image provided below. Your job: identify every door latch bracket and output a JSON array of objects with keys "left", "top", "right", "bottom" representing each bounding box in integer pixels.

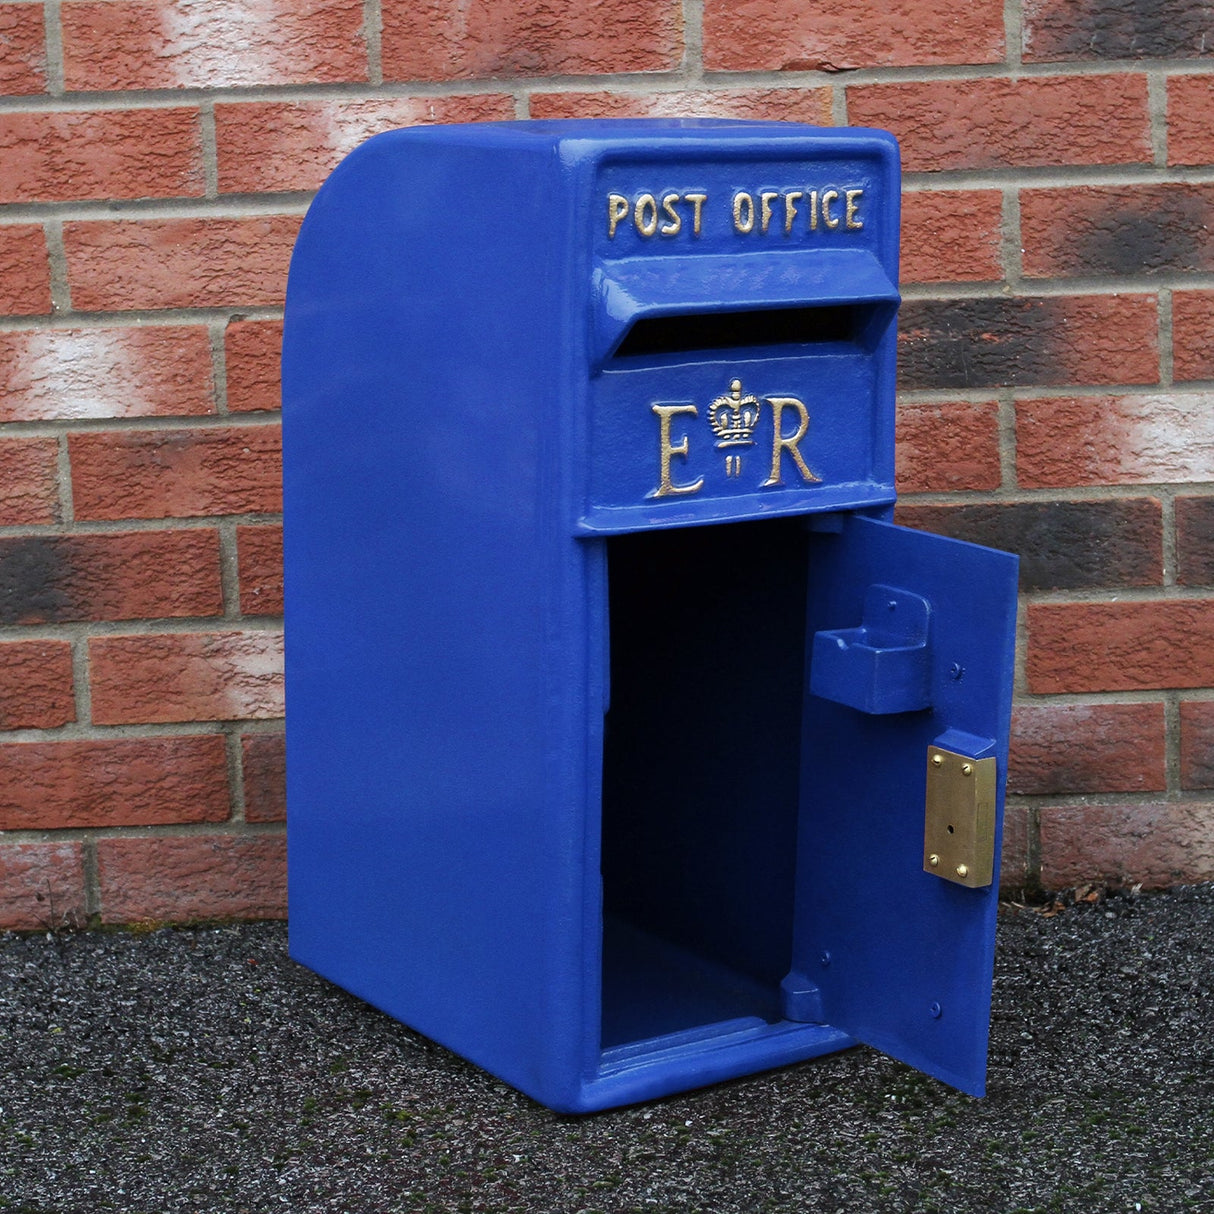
[
  {"left": 924, "top": 742, "right": 996, "bottom": 888},
  {"left": 810, "top": 583, "right": 931, "bottom": 714}
]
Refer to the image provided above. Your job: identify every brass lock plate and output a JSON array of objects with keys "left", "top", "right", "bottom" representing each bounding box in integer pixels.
[{"left": 924, "top": 746, "right": 996, "bottom": 888}]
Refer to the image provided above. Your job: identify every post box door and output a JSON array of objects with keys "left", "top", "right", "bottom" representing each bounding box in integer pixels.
[{"left": 791, "top": 514, "right": 1018, "bottom": 1096}]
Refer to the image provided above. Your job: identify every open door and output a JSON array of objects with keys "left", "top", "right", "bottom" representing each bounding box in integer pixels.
[{"left": 788, "top": 514, "right": 1018, "bottom": 1095}]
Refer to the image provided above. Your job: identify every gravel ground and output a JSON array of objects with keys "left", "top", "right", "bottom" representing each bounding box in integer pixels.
[{"left": 0, "top": 885, "right": 1211, "bottom": 1214}]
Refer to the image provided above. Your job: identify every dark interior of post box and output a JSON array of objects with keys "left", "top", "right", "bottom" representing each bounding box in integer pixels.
[
  {"left": 600, "top": 516, "right": 809, "bottom": 1049},
  {"left": 613, "top": 304, "right": 858, "bottom": 358}
]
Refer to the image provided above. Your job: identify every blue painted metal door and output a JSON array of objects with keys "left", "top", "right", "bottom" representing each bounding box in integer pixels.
[{"left": 792, "top": 514, "right": 1018, "bottom": 1096}]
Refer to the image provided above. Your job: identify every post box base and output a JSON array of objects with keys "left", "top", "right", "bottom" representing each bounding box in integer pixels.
[{"left": 583, "top": 1020, "right": 856, "bottom": 1113}]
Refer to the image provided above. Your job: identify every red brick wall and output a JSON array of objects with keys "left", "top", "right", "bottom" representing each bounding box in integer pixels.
[{"left": 1, "top": 0, "right": 1211, "bottom": 926}]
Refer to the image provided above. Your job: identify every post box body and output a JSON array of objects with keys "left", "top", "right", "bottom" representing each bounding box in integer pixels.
[{"left": 283, "top": 120, "right": 1018, "bottom": 1113}]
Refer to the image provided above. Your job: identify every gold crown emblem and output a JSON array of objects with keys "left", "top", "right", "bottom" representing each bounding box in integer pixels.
[{"left": 708, "top": 379, "right": 762, "bottom": 448}]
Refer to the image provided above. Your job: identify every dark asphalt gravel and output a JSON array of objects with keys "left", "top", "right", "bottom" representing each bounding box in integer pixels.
[{"left": 1, "top": 885, "right": 1212, "bottom": 1214}]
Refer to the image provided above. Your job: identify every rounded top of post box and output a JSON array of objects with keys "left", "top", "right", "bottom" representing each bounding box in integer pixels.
[{"left": 358, "top": 117, "right": 900, "bottom": 158}]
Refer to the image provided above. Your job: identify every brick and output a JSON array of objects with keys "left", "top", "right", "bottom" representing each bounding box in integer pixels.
[
  {"left": 1171, "top": 290, "right": 1214, "bottom": 381},
  {"left": 89, "top": 629, "right": 284, "bottom": 724},
  {"left": 894, "top": 499, "right": 1162, "bottom": 590},
  {"left": 1022, "top": 184, "right": 1214, "bottom": 279},
  {"left": 241, "top": 731, "right": 285, "bottom": 822},
  {"left": 237, "top": 524, "right": 282, "bottom": 615},
  {"left": 1040, "top": 801, "right": 1214, "bottom": 889},
  {"left": 1177, "top": 495, "right": 1214, "bottom": 585},
  {"left": 1168, "top": 74, "right": 1214, "bottom": 167},
  {"left": 63, "top": 216, "right": 301, "bottom": 312},
  {"left": 0, "top": 843, "right": 86, "bottom": 932},
  {"left": 0, "top": 225, "right": 52, "bottom": 315},
  {"left": 224, "top": 320, "right": 281, "bottom": 414},
  {"left": 0, "top": 530, "right": 222, "bottom": 625},
  {"left": 898, "top": 295, "right": 1158, "bottom": 391},
  {"left": 1024, "top": 0, "right": 1214, "bottom": 61},
  {"left": 0, "top": 108, "right": 203, "bottom": 204},
  {"left": 1028, "top": 599, "right": 1214, "bottom": 693},
  {"left": 1180, "top": 700, "right": 1214, "bottom": 789},
  {"left": 61, "top": 0, "right": 367, "bottom": 91},
  {"left": 847, "top": 75, "right": 1149, "bottom": 173},
  {"left": 69, "top": 425, "right": 282, "bottom": 521},
  {"left": 703, "top": 0, "right": 1002, "bottom": 71},
  {"left": 1008, "top": 701, "right": 1166, "bottom": 795},
  {"left": 1000, "top": 803, "right": 1031, "bottom": 889},
  {"left": 381, "top": 0, "right": 681, "bottom": 80},
  {"left": 216, "top": 95, "right": 514, "bottom": 194},
  {"left": 901, "top": 190, "right": 1002, "bottom": 284},
  {"left": 0, "top": 4, "right": 47, "bottom": 95},
  {"left": 0, "top": 639, "right": 74, "bottom": 729},
  {"left": 528, "top": 88, "right": 832, "bottom": 124},
  {"left": 1017, "top": 393, "right": 1214, "bottom": 489},
  {"left": 96, "top": 833, "right": 286, "bottom": 923},
  {"left": 894, "top": 400, "right": 1001, "bottom": 493},
  {"left": 0, "top": 436, "right": 58, "bottom": 525},
  {"left": 0, "top": 326, "right": 215, "bottom": 421},
  {"left": 0, "top": 735, "right": 229, "bottom": 830}
]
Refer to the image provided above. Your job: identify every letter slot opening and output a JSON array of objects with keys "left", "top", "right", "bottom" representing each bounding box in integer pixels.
[
  {"left": 612, "top": 304, "right": 859, "bottom": 359},
  {"left": 599, "top": 517, "right": 808, "bottom": 1049}
]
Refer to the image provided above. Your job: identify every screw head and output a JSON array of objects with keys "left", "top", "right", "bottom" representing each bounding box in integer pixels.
[
  {"left": 956, "top": 864, "right": 969, "bottom": 878},
  {"left": 929, "top": 854, "right": 940, "bottom": 867},
  {"left": 929, "top": 1001, "right": 943, "bottom": 1019},
  {"left": 961, "top": 762, "right": 973, "bottom": 776},
  {"left": 820, "top": 950, "right": 831, "bottom": 968},
  {"left": 931, "top": 754, "right": 943, "bottom": 767}
]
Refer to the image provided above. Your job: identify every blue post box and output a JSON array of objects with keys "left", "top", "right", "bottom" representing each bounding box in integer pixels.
[{"left": 283, "top": 120, "right": 1018, "bottom": 1113}]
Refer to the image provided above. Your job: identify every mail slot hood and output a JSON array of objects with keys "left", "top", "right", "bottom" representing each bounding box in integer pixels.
[{"left": 593, "top": 247, "right": 900, "bottom": 365}]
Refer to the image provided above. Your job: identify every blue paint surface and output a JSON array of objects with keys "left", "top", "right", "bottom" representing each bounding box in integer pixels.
[{"left": 283, "top": 120, "right": 1017, "bottom": 1111}]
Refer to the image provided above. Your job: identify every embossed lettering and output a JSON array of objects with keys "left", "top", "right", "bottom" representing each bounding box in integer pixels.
[
  {"left": 685, "top": 192, "right": 707, "bottom": 235},
  {"left": 652, "top": 404, "right": 704, "bottom": 497},
  {"left": 732, "top": 192, "right": 755, "bottom": 234},
  {"left": 635, "top": 194, "right": 659, "bottom": 237},
  {"left": 784, "top": 190, "right": 802, "bottom": 234},
  {"left": 821, "top": 190, "right": 840, "bottom": 230},
  {"left": 660, "top": 193, "right": 682, "bottom": 236},
  {"left": 607, "top": 193, "right": 630, "bottom": 239},
  {"left": 760, "top": 191, "right": 779, "bottom": 234},
  {"left": 762, "top": 397, "right": 819, "bottom": 487},
  {"left": 845, "top": 188, "right": 864, "bottom": 230},
  {"left": 604, "top": 186, "right": 868, "bottom": 243}
]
